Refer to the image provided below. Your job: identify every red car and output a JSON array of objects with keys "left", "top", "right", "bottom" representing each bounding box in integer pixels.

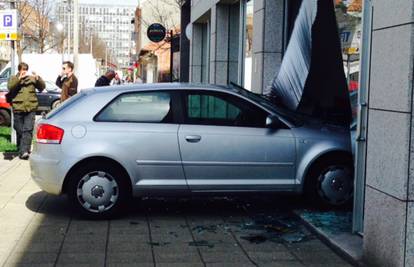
[{"left": 0, "top": 90, "right": 11, "bottom": 126}]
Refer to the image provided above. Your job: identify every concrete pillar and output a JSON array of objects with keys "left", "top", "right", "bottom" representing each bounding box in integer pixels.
[
  {"left": 251, "top": 0, "right": 284, "bottom": 94},
  {"left": 210, "top": 4, "right": 230, "bottom": 85},
  {"left": 190, "top": 23, "right": 203, "bottom": 83},
  {"left": 228, "top": 3, "right": 240, "bottom": 85},
  {"left": 363, "top": 0, "right": 414, "bottom": 266},
  {"left": 180, "top": 1, "right": 191, "bottom": 82}
]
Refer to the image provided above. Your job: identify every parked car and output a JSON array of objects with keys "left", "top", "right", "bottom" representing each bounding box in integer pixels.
[
  {"left": 0, "top": 78, "right": 61, "bottom": 114},
  {"left": 30, "top": 83, "right": 353, "bottom": 218},
  {"left": 0, "top": 86, "right": 11, "bottom": 126}
]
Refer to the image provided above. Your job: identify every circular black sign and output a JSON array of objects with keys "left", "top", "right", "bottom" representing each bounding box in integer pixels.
[{"left": 147, "top": 23, "right": 166, "bottom": 43}]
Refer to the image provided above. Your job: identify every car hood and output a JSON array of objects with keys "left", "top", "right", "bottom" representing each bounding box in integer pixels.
[{"left": 265, "top": 0, "right": 351, "bottom": 127}]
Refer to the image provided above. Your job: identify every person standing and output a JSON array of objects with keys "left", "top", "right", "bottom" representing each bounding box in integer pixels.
[
  {"left": 112, "top": 72, "right": 122, "bottom": 85},
  {"left": 95, "top": 70, "right": 116, "bottom": 87},
  {"left": 7, "top": 62, "right": 45, "bottom": 160},
  {"left": 56, "top": 61, "right": 78, "bottom": 102}
]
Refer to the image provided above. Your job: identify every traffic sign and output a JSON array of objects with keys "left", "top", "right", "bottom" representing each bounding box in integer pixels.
[{"left": 0, "top": 9, "right": 20, "bottom": 40}]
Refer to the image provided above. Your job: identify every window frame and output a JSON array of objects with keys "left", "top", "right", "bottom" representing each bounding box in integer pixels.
[
  {"left": 93, "top": 90, "right": 181, "bottom": 124},
  {"left": 179, "top": 89, "right": 273, "bottom": 128}
]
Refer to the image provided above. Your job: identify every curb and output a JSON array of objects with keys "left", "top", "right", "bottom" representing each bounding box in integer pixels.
[{"left": 293, "top": 210, "right": 365, "bottom": 267}]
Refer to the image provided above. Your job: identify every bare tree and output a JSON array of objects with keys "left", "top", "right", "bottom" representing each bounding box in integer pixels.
[
  {"left": 15, "top": 0, "right": 34, "bottom": 62},
  {"left": 140, "top": 0, "right": 181, "bottom": 31},
  {"left": 15, "top": 0, "right": 59, "bottom": 58}
]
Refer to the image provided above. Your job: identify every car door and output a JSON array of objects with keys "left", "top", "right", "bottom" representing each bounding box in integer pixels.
[
  {"left": 94, "top": 90, "right": 187, "bottom": 190},
  {"left": 178, "top": 90, "right": 296, "bottom": 191}
]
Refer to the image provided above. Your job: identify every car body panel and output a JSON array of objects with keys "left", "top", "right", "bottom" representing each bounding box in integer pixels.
[{"left": 179, "top": 124, "right": 296, "bottom": 191}]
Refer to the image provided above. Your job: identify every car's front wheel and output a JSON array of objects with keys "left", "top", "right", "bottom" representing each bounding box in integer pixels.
[
  {"left": 306, "top": 158, "right": 354, "bottom": 207},
  {"left": 67, "top": 161, "right": 131, "bottom": 219}
]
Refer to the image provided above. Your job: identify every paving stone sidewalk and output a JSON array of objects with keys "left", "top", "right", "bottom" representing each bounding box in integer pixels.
[{"left": 0, "top": 159, "right": 354, "bottom": 267}]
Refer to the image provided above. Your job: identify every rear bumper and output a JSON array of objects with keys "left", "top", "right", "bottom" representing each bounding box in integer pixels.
[{"left": 30, "top": 153, "right": 63, "bottom": 195}]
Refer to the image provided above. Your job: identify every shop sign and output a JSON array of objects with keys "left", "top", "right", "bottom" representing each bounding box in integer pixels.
[{"left": 147, "top": 23, "right": 166, "bottom": 43}]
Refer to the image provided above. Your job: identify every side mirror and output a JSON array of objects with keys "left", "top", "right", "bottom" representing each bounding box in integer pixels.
[{"left": 266, "top": 115, "right": 281, "bottom": 128}]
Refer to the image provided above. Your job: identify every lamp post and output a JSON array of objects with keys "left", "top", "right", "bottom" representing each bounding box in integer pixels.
[
  {"left": 56, "top": 22, "right": 64, "bottom": 62},
  {"left": 73, "top": 0, "right": 79, "bottom": 74}
]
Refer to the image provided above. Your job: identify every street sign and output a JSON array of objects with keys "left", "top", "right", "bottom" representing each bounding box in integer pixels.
[{"left": 0, "top": 9, "right": 20, "bottom": 40}]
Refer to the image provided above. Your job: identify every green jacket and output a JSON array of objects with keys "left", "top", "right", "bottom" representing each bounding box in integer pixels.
[{"left": 7, "top": 75, "right": 46, "bottom": 112}]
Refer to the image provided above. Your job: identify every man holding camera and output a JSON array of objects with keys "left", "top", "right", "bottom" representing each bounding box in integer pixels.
[{"left": 7, "top": 62, "right": 45, "bottom": 160}]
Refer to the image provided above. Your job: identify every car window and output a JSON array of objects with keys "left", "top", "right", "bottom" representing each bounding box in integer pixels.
[
  {"left": 95, "top": 91, "right": 174, "bottom": 123},
  {"left": 0, "top": 81, "right": 7, "bottom": 92},
  {"left": 184, "top": 91, "right": 268, "bottom": 128},
  {"left": 0, "top": 68, "right": 10, "bottom": 79}
]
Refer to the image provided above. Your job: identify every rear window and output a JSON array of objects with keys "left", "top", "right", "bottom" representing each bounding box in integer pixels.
[{"left": 95, "top": 91, "right": 173, "bottom": 123}]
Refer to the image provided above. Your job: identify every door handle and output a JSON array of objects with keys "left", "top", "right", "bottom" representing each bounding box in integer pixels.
[{"left": 185, "top": 135, "right": 201, "bottom": 143}]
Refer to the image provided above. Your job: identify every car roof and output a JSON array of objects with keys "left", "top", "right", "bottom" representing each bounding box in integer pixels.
[{"left": 85, "top": 83, "right": 237, "bottom": 95}]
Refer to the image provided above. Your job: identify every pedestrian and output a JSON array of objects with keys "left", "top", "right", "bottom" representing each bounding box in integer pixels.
[
  {"left": 56, "top": 61, "right": 78, "bottom": 102},
  {"left": 7, "top": 62, "right": 45, "bottom": 160},
  {"left": 125, "top": 68, "right": 134, "bottom": 83},
  {"left": 112, "top": 72, "right": 122, "bottom": 85},
  {"left": 95, "top": 70, "right": 116, "bottom": 87}
]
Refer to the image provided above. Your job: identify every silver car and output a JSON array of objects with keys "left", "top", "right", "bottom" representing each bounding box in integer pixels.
[{"left": 30, "top": 83, "right": 353, "bottom": 218}]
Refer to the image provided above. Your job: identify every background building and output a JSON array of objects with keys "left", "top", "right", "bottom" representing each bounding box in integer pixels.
[
  {"left": 137, "top": 0, "right": 181, "bottom": 82},
  {"left": 55, "top": 1, "right": 136, "bottom": 68}
]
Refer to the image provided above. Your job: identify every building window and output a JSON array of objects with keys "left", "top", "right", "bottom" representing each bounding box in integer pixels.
[{"left": 242, "top": 0, "right": 254, "bottom": 90}]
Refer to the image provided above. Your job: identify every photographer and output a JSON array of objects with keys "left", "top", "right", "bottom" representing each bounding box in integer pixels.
[{"left": 7, "top": 62, "right": 45, "bottom": 160}]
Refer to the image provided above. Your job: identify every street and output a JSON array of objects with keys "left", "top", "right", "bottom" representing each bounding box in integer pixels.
[{"left": 0, "top": 158, "right": 353, "bottom": 267}]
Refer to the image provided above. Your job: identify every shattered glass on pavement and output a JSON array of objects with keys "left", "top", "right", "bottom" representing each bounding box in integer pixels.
[
  {"left": 239, "top": 213, "right": 313, "bottom": 244},
  {"left": 296, "top": 209, "right": 353, "bottom": 235}
]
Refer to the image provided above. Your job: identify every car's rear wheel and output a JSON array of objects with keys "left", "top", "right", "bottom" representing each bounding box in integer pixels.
[
  {"left": 67, "top": 161, "right": 131, "bottom": 219},
  {"left": 0, "top": 109, "right": 11, "bottom": 126},
  {"left": 305, "top": 158, "right": 354, "bottom": 207}
]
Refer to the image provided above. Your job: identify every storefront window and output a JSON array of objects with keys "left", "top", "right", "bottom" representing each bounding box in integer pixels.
[
  {"left": 243, "top": 0, "right": 254, "bottom": 90},
  {"left": 335, "top": 0, "right": 362, "bottom": 125}
]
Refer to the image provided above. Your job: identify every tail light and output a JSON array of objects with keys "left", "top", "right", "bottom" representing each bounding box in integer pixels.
[{"left": 36, "top": 124, "right": 64, "bottom": 144}]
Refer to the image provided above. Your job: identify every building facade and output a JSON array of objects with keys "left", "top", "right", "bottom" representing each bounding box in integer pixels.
[
  {"left": 55, "top": 1, "right": 136, "bottom": 68},
  {"left": 188, "top": 0, "right": 294, "bottom": 93}
]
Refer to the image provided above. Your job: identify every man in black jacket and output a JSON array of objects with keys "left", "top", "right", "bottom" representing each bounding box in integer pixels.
[{"left": 95, "top": 70, "right": 116, "bottom": 87}]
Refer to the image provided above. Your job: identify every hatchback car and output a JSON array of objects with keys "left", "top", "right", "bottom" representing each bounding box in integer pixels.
[{"left": 30, "top": 83, "right": 353, "bottom": 218}]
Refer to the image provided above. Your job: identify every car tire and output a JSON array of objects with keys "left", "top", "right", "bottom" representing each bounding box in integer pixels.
[
  {"left": 67, "top": 161, "right": 131, "bottom": 219},
  {"left": 0, "top": 109, "right": 11, "bottom": 126},
  {"left": 305, "top": 157, "right": 354, "bottom": 207},
  {"left": 51, "top": 100, "right": 61, "bottom": 109}
]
